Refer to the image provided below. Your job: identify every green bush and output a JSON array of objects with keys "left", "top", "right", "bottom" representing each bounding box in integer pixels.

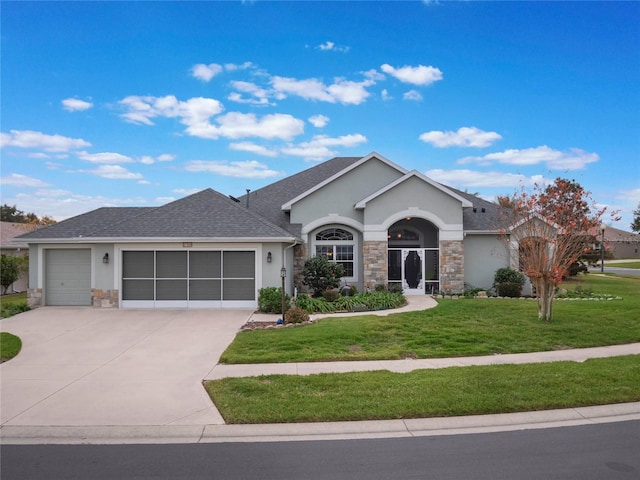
[
  {"left": 1, "top": 302, "right": 30, "bottom": 318},
  {"left": 497, "top": 282, "right": 523, "bottom": 298},
  {"left": 295, "top": 294, "right": 336, "bottom": 313},
  {"left": 302, "top": 256, "right": 344, "bottom": 297},
  {"left": 322, "top": 289, "right": 341, "bottom": 302},
  {"left": 294, "top": 291, "right": 406, "bottom": 314},
  {"left": 284, "top": 307, "right": 310, "bottom": 324},
  {"left": 258, "top": 287, "right": 290, "bottom": 314},
  {"left": 340, "top": 285, "right": 358, "bottom": 296},
  {"left": 494, "top": 267, "right": 525, "bottom": 297}
]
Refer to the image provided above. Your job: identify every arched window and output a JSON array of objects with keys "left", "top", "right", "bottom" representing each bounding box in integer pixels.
[{"left": 314, "top": 227, "right": 355, "bottom": 279}]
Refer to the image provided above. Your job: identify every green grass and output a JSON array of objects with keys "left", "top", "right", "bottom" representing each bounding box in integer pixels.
[
  {"left": 605, "top": 261, "right": 640, "bottom": 269},
  {"left": 220, "top": 274, "right": 640, "bottom": 364},
  {"left": 0, "top": 332, "right": 22, "bottom": 362},
  {"left": 205, "top": 355, "right": 640, "bottom": 424},
  {"left": 0, "top": 292, "right": 29, "bottom": 318}
]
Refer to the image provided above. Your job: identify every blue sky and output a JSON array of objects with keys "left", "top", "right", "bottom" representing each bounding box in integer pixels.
[{"left": 1, "top": 1, "right": 639, "bottom": 229}]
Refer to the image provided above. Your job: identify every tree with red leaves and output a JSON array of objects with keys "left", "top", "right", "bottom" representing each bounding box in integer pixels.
[{"left": 500, "top": 178, "right": 618, "bottom": 322}]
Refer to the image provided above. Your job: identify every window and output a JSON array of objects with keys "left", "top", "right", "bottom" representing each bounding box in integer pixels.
[{"left": 315, "top": 227, "right": 355, "bottom": 278}]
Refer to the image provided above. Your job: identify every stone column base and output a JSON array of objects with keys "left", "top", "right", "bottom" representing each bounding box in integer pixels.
[{"left": 92, "top": 289, "right": 119, "bottom": 308}]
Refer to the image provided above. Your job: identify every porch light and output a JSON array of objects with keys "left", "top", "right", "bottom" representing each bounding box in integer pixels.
[
  {"left": 267, "top": 251, "right": 272, "bottom": 263},
  {"left": 600, "top": 224, "right": 606, "bottom": 273},
  {"left": 102, "top": 253, "right": 109, "bottom": 264}
]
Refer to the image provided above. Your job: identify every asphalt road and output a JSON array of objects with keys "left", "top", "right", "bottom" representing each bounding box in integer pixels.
[
  {"left": 591, "top": 266, "right": 640, "bottom": 276},
  {"left": 2, "top": 421, "right": 639, "bottom": 480}
]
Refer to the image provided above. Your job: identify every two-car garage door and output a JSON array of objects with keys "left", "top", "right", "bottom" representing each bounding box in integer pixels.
[{"left": 121, "top": 250, "right": 256, "bottom": 308}]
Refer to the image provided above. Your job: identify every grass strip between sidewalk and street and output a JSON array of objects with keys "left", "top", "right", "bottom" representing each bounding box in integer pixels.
[
  {"left": 220, "top": 275, "right": 640, "bottom": 364},
  {"left": 205, "top": 355, "right": 640, "bottom": 424}
]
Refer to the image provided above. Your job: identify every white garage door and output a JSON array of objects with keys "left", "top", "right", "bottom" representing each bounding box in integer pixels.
[
  {"left": 45, "top": 249, "right": 92, "bottom": 306},
  {"left": 121, "top": 250, "right": 256, "bottom": 308}
]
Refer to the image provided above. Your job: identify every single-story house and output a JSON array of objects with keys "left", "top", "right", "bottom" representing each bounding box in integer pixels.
[
  {"left": 1, "top": 222, "right": 32, "bottom": 294},
  {"left": 16, "top": 152, "right": 512, "bottom": 309},
  {"left": 601, "top": 225, "right": 640, "bottom": 259}
]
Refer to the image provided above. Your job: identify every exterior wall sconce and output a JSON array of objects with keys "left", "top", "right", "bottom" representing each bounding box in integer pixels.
[
  {"left": 102, "top": 253, "right": 109, "bottom": 264},
  {"left": 267, "top": 251, "right": 272, "bottom": 263}
]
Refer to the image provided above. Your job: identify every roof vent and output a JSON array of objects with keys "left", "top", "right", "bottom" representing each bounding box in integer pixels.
[
  {"left": 229, "top": 195, "right": 240, "bottom": 203},
  {"left": 245, "top": 189, "right": 251, "bottom": 208},
  {"left": 481, "top": 207, "right": 486, "bottom": 213},
  {"left": 473, "top": 207, "right": 477, "bottom": 213}
]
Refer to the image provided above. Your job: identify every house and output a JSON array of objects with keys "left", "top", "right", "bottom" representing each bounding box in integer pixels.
[
  {"left": 1, "top": 222, "right": 32, "bottom": 294},
  {"left": 602, "top": 225, "right": 640, "bottom": 259},
  {"left": 16, "top": 152, "right": 511, "bottom": 309}
]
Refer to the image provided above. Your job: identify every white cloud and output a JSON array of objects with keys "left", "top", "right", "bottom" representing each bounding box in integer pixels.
[
  {"left": 229, "top": 142, "right": 278, "bottom": 157},
  {"left": 213, "top": 112, "right": 304, "bottom": 141},
  {"left": 0, "top": 130, "right": 91, "bottom": 152},
  {"left": 425, "top": 169, "right": 545, "bottom": 188},
  {"left": 87, "top": 165, "right": 143, "bottom": 180},
  {"left": 309, "top": 114, "right": 329, "bottom": 128},
  {"left": 282, "top": 133, "right": 367, "bottom": 161},
  {"left": 0, "top": 173, "right": 50, "bottom": 187},
  {"left": 403, "top": 90, "right": 423, "bottom": 101},
  {"left": 380, "top": 64, "right": 443, "bottom": 85},
  {"left": 618, "top": 188, "right": 640, "bottom": 203},
  {"left": 77, "top": 151, "right": 134, "bottom": 164},
  {"left": 228, "top": 81, "right": 271, "bottom": 105},
  {"left": 62, "top": 98, "right": 93, "bottom": 111},
  {"left": 184, "top": 160, "right": 283, "bottom": 179},
  {"left": 173, "top": 188, "right": 202, "bottom": 196},
  {"left": 317, "top": 41, "right": 350, "bottom": 53},
  {"left": 420, "top": 127, "right": 503, "bottom": 148},
  {"left": 458, "top": 146, "right": 599, "bottom": 170},
  {"left": 224, "top": 62, "right": 253, "bottom": 71},
  {"left": 140, "top": 153, "right": 176, "bottom": 165},
  {"left": 191, "top": 63, "right": 223, "bottom": 82},
  {"left": 119, "top": 95, "right": 224, "bottom": 130},
  {"left": 271, "top": 75, "right": 373, "bottom": 105},
  {"left": 381, "top": 89, "right": 392, "bottom": 101}
]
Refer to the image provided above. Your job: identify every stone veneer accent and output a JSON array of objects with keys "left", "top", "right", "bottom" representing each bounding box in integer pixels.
[
  {"left": 293, "top": 243, "right": 308, "bottom": 293},
  {"left": 439, "top": 240, "right": 464, "bottom": 293},
  {"left": 92, "top": 289, "right": 119, "bottom": 308},
  {"left": 27, "top": 288, "right": 42, "bottom": 308},
  {"left": 363, "top": 240, "right": 387, "bottom": 290}
]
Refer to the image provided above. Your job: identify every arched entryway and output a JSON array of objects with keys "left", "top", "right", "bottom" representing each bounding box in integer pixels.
[{"left": 387, "top": 217, "right": 439, "bottom": 294}]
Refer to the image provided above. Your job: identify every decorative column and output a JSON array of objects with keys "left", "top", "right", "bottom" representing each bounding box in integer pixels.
[
  {"left": 27, "top": 288, "right": 43, "bottom": 309},
  {"left": 440, "top": 240, "right": 464, "bottom": 293}
]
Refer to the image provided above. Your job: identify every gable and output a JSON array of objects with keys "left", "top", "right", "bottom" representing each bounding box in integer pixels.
[
  {"left": 358, "top": 173, "right": 468, "bottom": 227},
  {"left": 288, "top": 153, "right": 406, "bottom": 225}
]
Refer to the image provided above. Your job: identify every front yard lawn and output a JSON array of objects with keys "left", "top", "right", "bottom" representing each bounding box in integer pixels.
[
  {"left": 220, "top": 275, "right": 640, "bottom": 364},
  {"left": 0, "top": 332, "right": 22, "bottom": 362},
  {"left": 205, "top": 355, "right": 640, "bottom": 424}
]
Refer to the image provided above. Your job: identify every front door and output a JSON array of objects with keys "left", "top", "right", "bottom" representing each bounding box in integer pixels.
[{"left": 402, "top": 249, "right": 425, "bottom": 295}]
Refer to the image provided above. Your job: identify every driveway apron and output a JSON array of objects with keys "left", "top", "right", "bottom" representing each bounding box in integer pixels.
[{"left": 0, "top": 307, "right": 251, "bottom": 426}]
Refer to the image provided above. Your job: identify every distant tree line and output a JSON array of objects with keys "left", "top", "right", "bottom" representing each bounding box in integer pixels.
[{"left": 0, "top": 204, "right": 56, "bottom": 225}]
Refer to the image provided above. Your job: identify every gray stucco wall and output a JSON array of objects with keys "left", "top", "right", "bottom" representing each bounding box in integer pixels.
[
  {"left": 463, "top": 234, "right": 509, "bottom": 290},
  {"left": 290, "top": 157, "right": 403, "bottom": 226},
  {"left": 363, "top": 176, "right": 463, "bottom": 227}
]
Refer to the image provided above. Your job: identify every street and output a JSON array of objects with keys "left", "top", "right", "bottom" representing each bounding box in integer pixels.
[{"left": 2, "top": 421, "right": 639, "bottom": 480}]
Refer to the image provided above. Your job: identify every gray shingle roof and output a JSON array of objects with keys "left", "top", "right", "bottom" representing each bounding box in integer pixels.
[
  {"left": 447, "top": 187, "right": 503, "bottom": 232},
  {"left": 18, "top": 189, "right": 295, "bottom": 240}
]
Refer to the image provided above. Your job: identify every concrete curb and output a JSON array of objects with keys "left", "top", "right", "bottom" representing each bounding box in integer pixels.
[{"left": 2, "top": 402, "right": 639, "bottom": 445}]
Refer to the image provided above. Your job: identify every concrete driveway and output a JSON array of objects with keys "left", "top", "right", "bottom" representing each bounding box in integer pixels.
[{"left": 0, "top": 307, "right": 251, "bottom": 427}]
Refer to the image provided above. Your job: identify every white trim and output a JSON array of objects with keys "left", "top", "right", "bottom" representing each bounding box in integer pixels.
[
  {"left": 301, "top": 215, "right": 364, "bottom": 236},
  {"left": 309, "top": 224, "right": 359, "bottom": 283},
  {"left": 363, "top": 209, "right": 464, "bottom": 241},
  {"left": 281, "top": 152, "right": 407, "bottom": 211},
  {"left": 27, "top": 236, "right": 297, "bottom": 244},
  {"left": 355, "top": 170, "right": 473, "bottom": 209}
]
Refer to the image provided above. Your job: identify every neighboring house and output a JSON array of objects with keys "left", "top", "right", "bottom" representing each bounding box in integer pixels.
[
  {"left": 603, "top": 226, "right": 640, "bottom": 259},
  {"left": 1, "top": 222, "right": 32, "bottom": 293},
  {"left": 16, "top": 152, "right": 512, "bottom": 309}
]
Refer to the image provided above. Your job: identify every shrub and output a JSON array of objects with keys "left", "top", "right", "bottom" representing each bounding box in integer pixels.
[
  {"left": 295, "top": 294, "right": 336, "bottom": 313},
  {"left": 322, "top": 289, "right": 340, "bottom": 302},
  {"left": 258, "top": 287, "right": 290, "bottom": 314},
  {"left": 497, "top": 282, "right": 523, "bottom": 298},
  {"left": 284, "top": 307, "right": 310, "bottom": 324},
  {"left": 340, "top": 284, "right": 358, "bottom": 296},
  {"left": 333, "top": 295, "right": 361, "bottom": 312},
  {"left": 302, "top": 256, "right": 344, "bottom": 297},
  {"left": 567, "top": 261, "right": 588, "bottom": 278},
  {"left": 494, "top": 268, "right": 526, "bottom": 298},
  {"left": 0, "top": 302, "right": 30, "bottom": 319}
]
